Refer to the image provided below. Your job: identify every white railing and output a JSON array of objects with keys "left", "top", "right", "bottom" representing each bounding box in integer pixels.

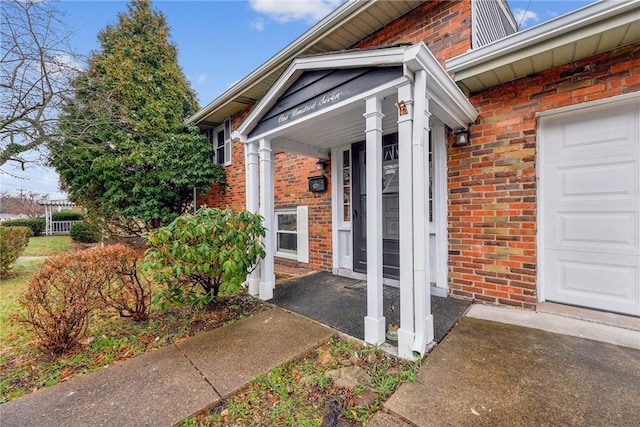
[{"left": 50, "top": 220, "right": 82, "bottom": 235}]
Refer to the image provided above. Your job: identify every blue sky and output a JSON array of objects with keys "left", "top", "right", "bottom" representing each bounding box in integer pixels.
[{"left": 1, "top": 0, "right": 597, "bottom": 199}]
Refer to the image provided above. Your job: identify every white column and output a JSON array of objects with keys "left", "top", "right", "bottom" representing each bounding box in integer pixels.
[
  {"left": 397, "top": 81, "right": 416, "bottom": 359},
  {"left": 411, "top": 70, "right": 434, "bottom": 357},
  {"left": 259, "top": 138, "right": 275, "bottom": 300},
  {"left": 245, "top": 140, "right": 261, "bottom": 296},
  {"left": 363, "top": 96, "right": 385, "bottom": 345}
]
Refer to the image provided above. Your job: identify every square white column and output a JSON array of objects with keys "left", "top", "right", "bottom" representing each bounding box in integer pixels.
[
  {"left": 245, "top": 140, "right": 261, "bottom": 296},
  {"left": 259, "top": 138, "right": 274, "bottom": 300},
  {"left": 397, "top": 81, "right": 417, "bottom": 359},
  {"left": 363, "top": 96, "right": 386, "bottom": 345},
  {"left": 411, "top": 70, "right": 434, "bottom": 357}
]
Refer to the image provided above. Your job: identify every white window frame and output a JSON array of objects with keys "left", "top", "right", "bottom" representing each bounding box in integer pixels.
[
  {"left": 275, "top": 209, "right": 298, "bottom": 260},
  {"left": 213, "top": 118, "right": 232, "bottom": 166},
  {"left": 274, "top": 207, "right": 309, "bottom": 263}
]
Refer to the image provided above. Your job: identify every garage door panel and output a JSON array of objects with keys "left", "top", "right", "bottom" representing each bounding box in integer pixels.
[
  {"left": 545, "top": 250, "right": 640, "bottom": 316},
  {"left": 543, "top": 102, "right": 639, "bottom": 160},
  {"left": 545, "top": 159, "right": 639, "bottom": 204},
  {"left": 540, "top": 95, "right": 640, "bottom": 317},
  {"left": 546, "top": 211, "right": 640, "bottom": 255}
]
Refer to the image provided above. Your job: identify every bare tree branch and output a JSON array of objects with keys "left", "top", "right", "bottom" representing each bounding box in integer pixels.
[{"left": 0, "top": 0, "right": 81, "bottom": 167}]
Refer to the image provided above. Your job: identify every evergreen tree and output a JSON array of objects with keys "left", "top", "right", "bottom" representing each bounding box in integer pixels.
[{"left": 50, "top": 0, "right": 224, "bottom": 232}]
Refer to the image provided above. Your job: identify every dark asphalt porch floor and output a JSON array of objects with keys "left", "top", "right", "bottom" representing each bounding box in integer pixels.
[{"left": 271, "top": 271, "right": 472, "bottom": 344}]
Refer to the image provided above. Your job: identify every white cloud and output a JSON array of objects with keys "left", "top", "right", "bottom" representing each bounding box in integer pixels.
[
  {"left": 196, "top": 74, "right": 208, "bottom": 85},
  {"left": 249, "top": 0, "right": 344, "bottom": 24},
  {"left": 512, "top": 8, "right": 539, "bottom": 28},
  {"left": 251, "top": 18, "right": 265, "bottom": 31}
]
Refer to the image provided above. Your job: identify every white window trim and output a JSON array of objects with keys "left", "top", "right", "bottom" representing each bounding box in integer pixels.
[
  {"left": 214, "top": 118, "right": 232, "bottom": 166},
  {"left": 274, "top": 207, "right": 309, "bottom": 263}
]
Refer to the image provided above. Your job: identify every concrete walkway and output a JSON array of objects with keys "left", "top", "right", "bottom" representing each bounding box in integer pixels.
[
  {"left": 369, "top": 305, "right": 640, "bottom": 427},
  {"left": 1, "top": 307, "right": 334, "bottom": 427}
]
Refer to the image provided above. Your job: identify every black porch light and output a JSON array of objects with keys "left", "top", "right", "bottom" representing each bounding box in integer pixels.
[{"left": 453, "top": 129, "right": 470, "bottom": 147}]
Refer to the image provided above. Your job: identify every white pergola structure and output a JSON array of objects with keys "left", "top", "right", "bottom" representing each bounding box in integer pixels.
[
  {"left": 235, "top": 43, "right": 477, "bottom": 359},
  {"left": 41, "top": 199, "right": 76, "bottom": 236}
]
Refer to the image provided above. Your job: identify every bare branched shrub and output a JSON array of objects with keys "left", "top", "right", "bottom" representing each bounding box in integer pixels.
[
  {"left": 15, "top": 244, "right": 151, "bottom": 354},
  {"left": 16, "top": 249, "right": 109, "bottom": 354},
  {"left": 97, "top": 245, "right": 151, "bottom": 321}
]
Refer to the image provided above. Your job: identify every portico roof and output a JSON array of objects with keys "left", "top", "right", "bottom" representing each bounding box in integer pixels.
[{"left": 235, "top": 43, "right": 478, "bottom": 158}]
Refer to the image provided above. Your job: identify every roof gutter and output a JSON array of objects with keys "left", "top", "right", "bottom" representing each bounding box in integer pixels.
[
  {"left": 186, "top": 0, "right": 378, "bottom": 125},
  {"left": 447, "top": 0, "right": 640, "bottom": 76}
]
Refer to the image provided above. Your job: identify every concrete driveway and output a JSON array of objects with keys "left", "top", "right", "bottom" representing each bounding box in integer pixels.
[{"left": 371, "top": 307, "right": 640, "bottom": 426}]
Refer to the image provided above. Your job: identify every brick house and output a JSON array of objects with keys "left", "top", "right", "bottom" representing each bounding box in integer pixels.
[{"left": 188, "top": 0, "right": 640, "bottom": 359}]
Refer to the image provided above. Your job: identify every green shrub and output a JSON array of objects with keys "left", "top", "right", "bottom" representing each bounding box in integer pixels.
[
  {"left": 0, "top": 226, "right": 32, "bottom": 276},
  {"left": 1, "top": 218, "right": 45, "bottom": 236},
  {"left": 52, "top": 210, "right": 83, "bottom": 221},
  {"left": 70, "top": 221, "right": 100, "bottom": 243},
  {"left": 144, "top": 207, "right": 265, "bottom": 307}
]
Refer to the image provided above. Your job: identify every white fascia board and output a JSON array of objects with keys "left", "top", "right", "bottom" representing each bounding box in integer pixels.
[
  {"left": 406, "top": 44, "right": 478, "bottom": 127},
  {"left": 237, "top": 47, "right": 408, "bottom": 138},
  {"left": 186, "top": 0, "right": 377, "bottom": 125},
  {"left": 447, "top": 0, "right": 640, "bottom": 77}
]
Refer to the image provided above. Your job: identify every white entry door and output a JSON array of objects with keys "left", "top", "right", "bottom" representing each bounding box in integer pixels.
[{"left": 540, "top": 95, "right": 640, "bottom": 316}]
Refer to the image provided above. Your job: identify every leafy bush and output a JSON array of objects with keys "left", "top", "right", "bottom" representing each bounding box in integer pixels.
[
  {"left": 52, "top": 210, "right": 83, "bottom": 221},
  {"left": 0, "top": 226, "right": 32, "bottom": 276},
  {"left": 144, "top": 207, "right": 266, "bottom": 307},
  {"left": 97, "top": 245, "right": 152, "bottom": 321},
  {"left": 1, "top": 218, "right": 45, "bottom": 236},
  {"left": 70, "top": 221, "right": 100, "bottom": 243},
  {"left": 15, "top": 248, "right": 109, "bottom": 354}
]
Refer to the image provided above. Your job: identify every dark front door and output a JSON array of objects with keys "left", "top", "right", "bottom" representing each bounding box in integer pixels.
[{"left": 352, "top": 133, "right": 400, "bottom": 279}]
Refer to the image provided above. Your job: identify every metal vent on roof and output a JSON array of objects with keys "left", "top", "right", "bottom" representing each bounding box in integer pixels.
[{"left": 472, "top": 0, "right": 517, "bottom": 48}]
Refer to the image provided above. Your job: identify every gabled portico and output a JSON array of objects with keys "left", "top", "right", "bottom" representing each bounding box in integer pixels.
[{"left": 235, "top": 43, "right": 477, "bottom": 359}]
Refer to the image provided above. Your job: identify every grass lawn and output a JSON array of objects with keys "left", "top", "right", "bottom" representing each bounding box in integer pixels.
[
  {"left": 182, "top": 336, "right": 417, "bottom": 426},
  {"left": 21, "top": 235, "right": 76, "bottom": 257}
]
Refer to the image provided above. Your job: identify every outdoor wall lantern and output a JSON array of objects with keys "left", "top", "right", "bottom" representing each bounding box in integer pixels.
[
  {"left": 316, "top": 158, "right": 328, "bottom": 171},
  {"left": 453, "top": 128, "right": 470, "bottom": 147}
]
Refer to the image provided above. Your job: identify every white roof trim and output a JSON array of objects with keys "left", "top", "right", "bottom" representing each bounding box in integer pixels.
[
  {"left": 236, "top": 46, "right": 409, "bottom": 137},
  {"left": 447, "top": 0, "right": 640, "bottom": 77},
  {"left": 237, "top": 43, "right": 478, "bottom": 139}
]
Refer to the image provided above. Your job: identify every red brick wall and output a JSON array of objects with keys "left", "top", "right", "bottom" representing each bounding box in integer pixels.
[
  {"left": 354, "top": 0, "right": 472, "bottom": 65},
  {"left": 272, "top": 151, "right": 333, "bottom": 271},
  {"left": 448, "top": 43, "right": 640, "bottom": 309}
]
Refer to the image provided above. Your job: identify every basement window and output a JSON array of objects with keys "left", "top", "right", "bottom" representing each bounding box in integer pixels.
[{"left": 275, "top": 207, "right": 309, "bottom": 263}]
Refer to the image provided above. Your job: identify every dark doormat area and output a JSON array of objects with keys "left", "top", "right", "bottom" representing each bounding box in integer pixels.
[{"left": 272, "top": 271, "right": 472, "bottom": 344}]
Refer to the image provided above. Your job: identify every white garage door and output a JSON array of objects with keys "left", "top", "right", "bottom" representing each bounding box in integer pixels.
[{"left": 540, "top": 95, "right": 640, "bottom": 317}]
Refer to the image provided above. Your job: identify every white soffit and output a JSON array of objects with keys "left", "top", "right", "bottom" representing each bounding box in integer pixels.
[{"left": 447, "top": 0, "right": 640, "bottom": 93}]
